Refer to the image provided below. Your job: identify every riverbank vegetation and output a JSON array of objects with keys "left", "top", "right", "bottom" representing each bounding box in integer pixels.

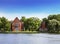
[
  {"left": 0, "top": 31, "right": 38, "bottom": 34},
  {"left": 43, "top": 14, "right": 60, "bottom": 33},
  {"left": 0, "top": 14, "right": 60, "bottom": 33}
]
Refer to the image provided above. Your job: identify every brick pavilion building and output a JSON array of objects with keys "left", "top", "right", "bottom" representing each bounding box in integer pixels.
[{"left": 11, "top": 17, "right": 24, "bottom": 31}]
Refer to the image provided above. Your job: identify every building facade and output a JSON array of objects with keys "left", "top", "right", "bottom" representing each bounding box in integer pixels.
[
  {"left": 39, "top": 21, "right": 47, "bottom": 31},
  {"left": 11, "top": 17, "right": 24, "bottom": 31}
]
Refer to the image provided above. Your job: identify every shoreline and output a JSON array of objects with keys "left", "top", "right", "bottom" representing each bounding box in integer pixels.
[
  {"left": 0, "top": 31, "right": 60, "bottom": 34},
  {"left": 0, "top": 31, "right": 39, "bottom": 34}
]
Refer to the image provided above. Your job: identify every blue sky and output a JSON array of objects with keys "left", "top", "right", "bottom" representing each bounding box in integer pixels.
[{"left": 0, "top": 0, "right": 60, "bottom": 20}]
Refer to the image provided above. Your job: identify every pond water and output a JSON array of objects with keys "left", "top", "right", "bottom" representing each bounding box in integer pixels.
[{"left": 0, "top": 33, "right": 60, "bottom": 44}]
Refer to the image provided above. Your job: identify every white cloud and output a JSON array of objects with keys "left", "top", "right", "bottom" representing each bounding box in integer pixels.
[{"left": 0, "top": 12, "right": 49, "bottom": 20}]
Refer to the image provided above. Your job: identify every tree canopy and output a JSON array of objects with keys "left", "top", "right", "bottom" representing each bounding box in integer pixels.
[
  {"left": 21, "top": 17, "right": 41, "bottom": 31},
  {"left": 0, "top": 17, "right": 11, "bottom": 32}
]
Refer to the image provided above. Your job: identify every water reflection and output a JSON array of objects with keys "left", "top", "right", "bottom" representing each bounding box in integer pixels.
[{"left": 0, "top": 33, "right": 60, "bottom": 44}]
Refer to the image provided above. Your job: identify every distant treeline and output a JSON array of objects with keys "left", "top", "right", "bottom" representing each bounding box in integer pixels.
[{"left": 0, "top": 14, "right": 60, "bottom": 33}]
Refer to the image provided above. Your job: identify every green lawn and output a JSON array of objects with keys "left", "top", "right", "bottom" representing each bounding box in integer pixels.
[{"left": 0, "top": 31, "right": 39, "bottom": 34}]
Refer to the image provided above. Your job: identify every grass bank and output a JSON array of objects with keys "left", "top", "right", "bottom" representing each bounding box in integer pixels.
[{"left": 0, "top": 31, "right": 39, "bottom": 34}]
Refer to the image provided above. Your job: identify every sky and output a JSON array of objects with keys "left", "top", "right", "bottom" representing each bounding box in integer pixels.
[{"left": 0, "top": 0, "right": 60, "bottom": 20}]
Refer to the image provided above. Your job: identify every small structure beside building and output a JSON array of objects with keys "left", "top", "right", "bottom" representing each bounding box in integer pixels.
[
  {"left": 39, "top": 21, "right": 47, "bottom": 32},
  {"left": 11, "top": 17, "right": 24, "bottom": 31}
]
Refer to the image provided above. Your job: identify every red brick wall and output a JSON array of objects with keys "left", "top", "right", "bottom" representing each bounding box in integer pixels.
[{"left": 41, "top": 22, "right": 46, "bottom": 29}]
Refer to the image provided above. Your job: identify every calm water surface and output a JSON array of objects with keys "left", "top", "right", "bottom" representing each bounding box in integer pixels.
[{"left": 0, "top": 33, "right": 60, "bottom": 44}]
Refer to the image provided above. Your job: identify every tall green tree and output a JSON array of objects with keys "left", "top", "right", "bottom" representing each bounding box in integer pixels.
[
  {"left": 25, "top": 17, "right": 41, "bottom": 31},
  {"left": 48, "top": 19, "right": 60, "bottom": 33},
  {"left": 0, "top": 17, "right": 11, "bottom": 32}
]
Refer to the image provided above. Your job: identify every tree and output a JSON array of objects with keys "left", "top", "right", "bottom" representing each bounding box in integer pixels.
[
  {"left": 48, "top": 19, "right": 60, "bottom": 33},
  {"left": 48, "top": 15, "right": 57, "bottom": 20},
  {"left": 0, "top": 17, "right": 11, "bottom": 32},
  {"left": 5, "top": 21, "right": 11, "bottom": 31},
  {"left": 0, "top": 18, "right": 2, "bottom": 32},
  {"left": 56, "top": 14, "right": 60, "bottom": 21},
  {"left": 48, "top": 14, "right": 60, "bottom": 21},
  {"left": 21, "top": 16, "right": 26, "bottom": 22},
  {"left": 21, "top": 16, "right": 26, "bottom": 31},
  {"left": 25, "top": 17, "right": 41, "bottom": 31}
]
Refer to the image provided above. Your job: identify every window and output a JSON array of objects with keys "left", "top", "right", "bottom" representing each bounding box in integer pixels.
[{"left": 15, "top": 23, "right": 19, "bottom": 28}]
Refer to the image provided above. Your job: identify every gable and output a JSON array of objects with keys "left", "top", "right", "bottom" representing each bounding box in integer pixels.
[{"left": 13, "top": 17, "right": 20, "bottom": 23}]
